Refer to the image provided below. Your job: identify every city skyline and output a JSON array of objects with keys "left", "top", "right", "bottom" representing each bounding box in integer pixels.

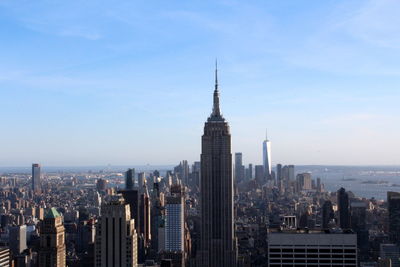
[{"left": 1, "top": 0, "right": 400, "bottom": 166}]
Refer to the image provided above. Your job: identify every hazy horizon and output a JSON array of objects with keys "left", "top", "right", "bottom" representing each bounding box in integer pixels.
[{"left": 1, "top": 0, "right": 400, "bottom": 166}]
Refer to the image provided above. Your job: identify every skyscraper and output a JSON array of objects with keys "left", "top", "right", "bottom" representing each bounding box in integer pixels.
[
  {"left": 38, "top": 208, "right": 66, "bottom": 267},
  {"left": 126, "top": 168, "right": 135, "bottom": 190},
  {"left": 234, "top": 152, "right": 244, "bottom": 183},
  {"left": 165, "top": 185, "right": 184, "bottom": 252},
  {"left": 198, "top": 65, "right": 237, "bottom": 267},
  {"left": 140, "top": 183, "right": 151, "bottom": 246},
  {"left": 255, "top": 165, "right": 265, "bottom": 185},
  {"left": 337, "top": 187, "right": 350, "bottom": 229},
  {"left": 388, "top": 191, "right": 400, "bottom": 243},
  {"left": 95, "top": 195, "right": 138, "bottom": 267},
  {"left": 322, "top": 200, "right": 334, "bottom": 229},
  {"left": 32, "top": 163, "right": 41, "bottom": 194},
  {"left": 262, "top": 130, "right": 271, "bottom": 178},
  {"left": 246, "top": 163, "right": 253, "bottom": 181}
]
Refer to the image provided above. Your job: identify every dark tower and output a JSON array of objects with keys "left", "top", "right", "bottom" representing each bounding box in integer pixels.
[
  {"left": 125, "top": 168, "right": 135, "bottom": 190},
  {"left": 322, "top": 200, "right": 334, "bottom": 229},
  {"left": 32, "top": 163, "right": 41, "bottom": 195},
  {"left": 388, "top": 191, "right": 400, "bottom": 244},
  {"left": 198, "top": 63, "right": 237, "bottom": 266},
  {"left": 337, "top": 187, "right": 350, "bottom": 229}
]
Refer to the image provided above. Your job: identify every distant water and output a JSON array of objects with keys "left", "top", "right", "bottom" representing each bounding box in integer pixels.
[
  {"left": 0, "top": 165, "right": 175, "bottom": 174},
  {"left": 295, "top": 166, "right": 400, "bottom": 201}
]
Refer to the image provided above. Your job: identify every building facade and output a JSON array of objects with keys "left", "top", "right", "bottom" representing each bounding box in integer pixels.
[
  {"left": 9, "top": 225, "right": 27, "bottom": 255},
  {"left": 234, "top": 153, "right": 244, "bottom": 183},
  {"left": 126, "top": 168, "right": 135, "bottom": 190},
  {"left": 268, "top": 230, "right": 357, "bottom": 266},
  {"left": 388, "top": 191, "right": 400, "bottom": 244},
  {"left": 0, "top": 247, "right": 10, "bottom": 267},
  {"left": 337, "top": 187, "right": 350, "bottom": 229},
  {"left": 38, "top": 208, "right": 66, "bottom": 267},
  {"left": 165, "top": 188, "right": 184, "bottom": 252},
  {"left": 94, "top": 196, "right": 137, "bottom": 267}
]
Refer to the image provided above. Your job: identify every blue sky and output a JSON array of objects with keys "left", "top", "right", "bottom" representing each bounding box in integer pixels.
[{"left": 1, "top": 0, "right": 400, "bottom": 166}]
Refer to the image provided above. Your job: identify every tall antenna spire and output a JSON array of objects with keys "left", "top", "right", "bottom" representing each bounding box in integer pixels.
[
  {"left": 210, "top": 59, "right": 222, "bottom": 119},
  {"left": 215, "top": 59, "right": 218, "bottom": 91},
  {"left": 266, "top": 128, "right": 268, "bottom": 140}
]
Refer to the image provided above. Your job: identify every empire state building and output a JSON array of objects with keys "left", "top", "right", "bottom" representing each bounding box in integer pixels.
[{"left": 198, "top": 65, "right": 237, "bottom": 266}]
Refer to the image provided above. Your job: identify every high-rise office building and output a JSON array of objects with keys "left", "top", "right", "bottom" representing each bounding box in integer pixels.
[
  {"left": 189, "top": 161, "right": 201, "bottom": 189},
  {"left": 288, "top": 165, "right": 295, "bottom": 181},
  {"left": 32, "top": 163, "right": 41, "bottom": 194},
  {"left": 140, "top": 183, "right": 151, "bottom": 246},
  {"left": 96, "top": 178, "right": 107, "bottom": 192},
  {"left": 126, "top": 168, "right": 135, "bottom": 190},
  {"left": 350, "top": 202, "right": 369, "bottom": 262},
  {"left": 350, "top": 202, "right": 366, "bottom": 230},
  {"left": 174, "top": 160, "right": 190, "bottom": 185},
  {"left": 380, "top": 244, "right": 400, "bottom": 267},
  {"left": 94, "top": 196, "right": 138, "bottom": 267},
  {"left": 150, "top": 182, "right": 164, "bottom": 255},
  {"left": 198, "top": 65, "right": 237, "bottom": 267},
  {"left": 245, "top": 163, "right": 253, "bottom": 181},
  {"left": 262, "top": 130, "right": 271, "bottom": 178},
  {"left": 38, "top": 208, "right": 66, "bottom": 267},
  {"left": 268, "top": 229, "right": 357, "bottom": 266},
  {"left": 276, "top": 164, "right": 282, "bottom": 188},
  {"left": 322, "top": 200, "right": 334, "bottom": 229},
  {"left": 387, "top": 191, "right": 400, "bottom": 243},
  {"left": 255, "top": 165, "right": 265, "bottom": 185},
  {"left": 296, "top": 173, "right": 312, "bottom": 191},
  {"left": 119, "top": 189, "right": 140, "bottom": 235},
  {"left": 165, "top": 185, "right": 184, "bottom": 252},
  {"left": 337, "top": 187, "right": 350, "bottom": 229},
  {"left": 234, "top": 153, "right": 245, "bottom": 183},
  {"left": 9, "top": 224, "right": 27, "bottom": 255}
]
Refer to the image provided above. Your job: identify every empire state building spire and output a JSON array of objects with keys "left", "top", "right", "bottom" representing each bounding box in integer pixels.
[
  {"left": 209, "top": 61, "right": 224, "bottom": 121},
  {"left": 198, "top": 62, "right": 237, "bottom": 267}
]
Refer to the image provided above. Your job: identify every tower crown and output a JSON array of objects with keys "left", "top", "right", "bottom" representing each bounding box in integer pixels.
[{"left": 208, "top": 60, "right": 225, "bottom": 122}]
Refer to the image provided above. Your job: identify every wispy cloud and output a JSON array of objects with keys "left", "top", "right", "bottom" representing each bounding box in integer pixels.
[
  {"left": 285, "top": 0, "right": 400, "bottom": 75},
  {"left": 343, "top": 0, "right": 400, "bottom": 49}
]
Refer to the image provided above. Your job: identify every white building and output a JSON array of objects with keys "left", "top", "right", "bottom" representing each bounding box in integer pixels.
[
  {"left": 165, "top": 194, "right": 184, "bottom": 252},
  {"left": 95, "top": 195, "right": 137, "bottom": 267},
  {"left": 262, "top": 130, "right": 271, "bottom": 178},
  {"left": 268, "top": 229, "right": 357, "bottom": 266}
]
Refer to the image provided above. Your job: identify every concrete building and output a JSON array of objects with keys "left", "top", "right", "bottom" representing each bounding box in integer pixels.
[
  {"left": 95, "top": 195, "right": 137, "bottom": 267},
  {"left": 38, "top": 208, "right": 66, "bottom": 267},
  {"left": 9, "top": 224, "right": 27, "bottom": 255},
  {"left": 268, "top": 230, "right": 357, "bottom": 266}
]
